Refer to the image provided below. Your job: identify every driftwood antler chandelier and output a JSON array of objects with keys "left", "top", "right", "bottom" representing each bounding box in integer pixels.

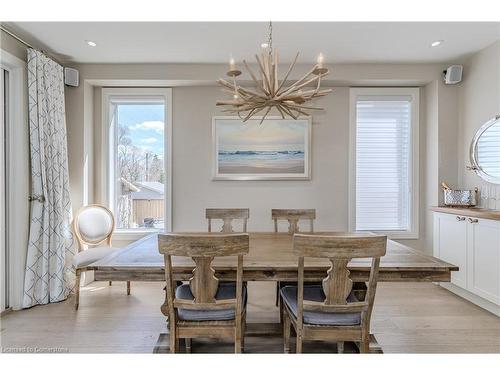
[{"left": 216, "top": 22, "right": 332, "bottom": 123}]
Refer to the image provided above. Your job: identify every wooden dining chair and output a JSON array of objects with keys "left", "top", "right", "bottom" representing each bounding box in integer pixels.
[
  {"left": 206, "top": 208, "right": 250, "bottom": 233},
  {"left": 281, "top": 233, "right": 387, "bottom": 354},
  {"left": 272, "top": 209, "right": 316, "bottom": 234},
  {"left": 272, "top": 209, "right": 317, "bottom": 307},
  {"left": 72, "top": 204, "right": 131, "bottom": 310},
  {"left": 158, "top": 233, "right": 249, "bottom": 353}
]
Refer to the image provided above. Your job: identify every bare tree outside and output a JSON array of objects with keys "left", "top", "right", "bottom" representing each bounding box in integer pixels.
[{"left": 114, "top": 103, "right": 165, "bottom": 229}]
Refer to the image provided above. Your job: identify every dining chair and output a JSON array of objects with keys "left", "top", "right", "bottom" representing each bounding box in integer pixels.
[
  {"left": 158, "top": 233, "right": 249, "bottom": 353},
  {"left": 272, "top": 209, "right": 317, "bottom": 307},
  {"left": 72, "top": 204, "right": 130, "bottom": 310},
  {"left": 272, "top": 209, "right": 316, "bottom": 234},
  {"left": 280, "top": 233, "right": 387, "bottom": 353},
  {"left": 206, "top": 208, "right": 250, "bottom": 233}
]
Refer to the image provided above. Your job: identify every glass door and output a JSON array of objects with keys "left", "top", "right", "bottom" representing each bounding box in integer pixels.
[{"left": 0, "top": 68, "right": 9, "bottom": 312}]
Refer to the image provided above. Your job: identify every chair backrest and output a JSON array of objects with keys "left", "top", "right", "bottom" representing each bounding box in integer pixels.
[
  {"left": 73, "top": 204, "right": 115, "bottom": 251},
  {"left": 293, "top": 233, "right": 387, "bottom": 326},
  {"left": 206, "top": 208, "right": 250, "bottom": 233},
  {"left": 158, "top": 233, "right": 249, "bottom": 314},
  {"left": 272, "top": 209, "right": 316, "bottom": 233}
]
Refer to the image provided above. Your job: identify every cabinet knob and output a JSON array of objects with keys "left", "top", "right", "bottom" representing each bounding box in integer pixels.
[
  {"left": 456, "top": 216, "right": 466, "bottom": 221},
  {"left": 468, "top": 218, "right": 479, "bottom": 223}
]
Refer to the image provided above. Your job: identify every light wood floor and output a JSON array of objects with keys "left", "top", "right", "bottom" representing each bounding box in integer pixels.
[{"left": 1, "top": 281, "right": 499, "bottom": 353}]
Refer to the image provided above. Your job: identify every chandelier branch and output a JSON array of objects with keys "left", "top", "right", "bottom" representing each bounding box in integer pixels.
[
  {"left": 275, "top": 51, "right": 300, "bottom": 95},
  {"left": 217, "top": 24, "right": 332, "bottom": 123}
]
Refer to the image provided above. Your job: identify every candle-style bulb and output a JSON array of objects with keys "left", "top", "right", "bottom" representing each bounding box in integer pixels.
[
  {"left": 229, "top": 56, "right": 236, "bottom": 71},
  {"left": 317, "top": 53, "right": 324, "bottom": 68}
]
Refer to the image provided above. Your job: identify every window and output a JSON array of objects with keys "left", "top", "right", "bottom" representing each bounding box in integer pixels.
[
  {"left": 349, "top": 88, "right": 419, "bottom": 238},
  {"left": 102, "top": 88, "right": 172, "bottom": 232}
]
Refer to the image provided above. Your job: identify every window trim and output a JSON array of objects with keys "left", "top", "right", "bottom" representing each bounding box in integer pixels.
[
  {"left": 101, "top": 87, "right": 173, "bottom": 236},
  {"left": 348, "top": 87, "right": 419, "bottom": 239}
]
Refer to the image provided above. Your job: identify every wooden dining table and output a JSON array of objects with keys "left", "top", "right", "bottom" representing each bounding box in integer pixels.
[{"left": 89, "top": 232, "right": 458, "bottom": 353}]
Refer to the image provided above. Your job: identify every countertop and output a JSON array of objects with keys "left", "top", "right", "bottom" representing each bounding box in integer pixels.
[{"left": 430, "top": 206, "right": 500, "bottom": 221}]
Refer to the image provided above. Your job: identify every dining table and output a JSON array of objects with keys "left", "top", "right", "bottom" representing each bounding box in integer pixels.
[{"left": 89, "top": 232, "right": 458, "bottom": 353}]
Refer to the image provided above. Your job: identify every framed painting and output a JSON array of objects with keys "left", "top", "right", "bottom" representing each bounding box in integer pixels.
[{"left": 212, "top": 116, "right": 311, "bottom": 180}]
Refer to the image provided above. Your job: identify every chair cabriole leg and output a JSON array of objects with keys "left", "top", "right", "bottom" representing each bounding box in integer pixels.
[{"left": 74, "top": 269, "right": 81, "bottom": 310}]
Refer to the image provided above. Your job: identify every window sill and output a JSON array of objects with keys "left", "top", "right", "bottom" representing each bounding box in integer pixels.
[
  {"left": 112, "top": 230, "right": 161, "bottom": 242},
  {"left": 354, "top": 230, "right": 419, "bottom": 240}
]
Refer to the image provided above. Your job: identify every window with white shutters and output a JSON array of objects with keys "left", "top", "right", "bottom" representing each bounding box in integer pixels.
[{"left": 350, "top": 88, "right": 419, "bottom": 237}]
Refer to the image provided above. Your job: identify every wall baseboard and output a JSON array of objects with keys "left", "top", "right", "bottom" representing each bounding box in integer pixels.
[
  {"left": 438, "top": 282, "right": 500, "bottom": 317},
  {"left": 1, "top": 307, "right": 13, "bottom": 317}
]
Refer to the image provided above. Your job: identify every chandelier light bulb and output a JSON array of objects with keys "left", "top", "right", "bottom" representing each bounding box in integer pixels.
[
  {"left": 317, "top": 53, "right": 325, "bottom": 68},
  {"left": 261, "top": 43, "right": 269, "bottom": 49},
  {"left": 229, "top": 56, "right": 236, "bottom": 71}
]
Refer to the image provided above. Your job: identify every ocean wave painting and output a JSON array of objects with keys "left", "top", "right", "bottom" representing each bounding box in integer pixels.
[{"left": 213, "top": 117, "right": 311, "bottom": 179}]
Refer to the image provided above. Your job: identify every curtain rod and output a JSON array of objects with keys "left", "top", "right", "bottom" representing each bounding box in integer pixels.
[{"left": 0, "top": 25, "right": 64, "bottom": 65}]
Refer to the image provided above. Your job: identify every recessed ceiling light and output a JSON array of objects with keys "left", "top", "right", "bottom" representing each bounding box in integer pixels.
[
  {"left": 431, "top": 40, "right": 443, "bottom": 47},
  {"left": 86, "top": 40, "right": 97, "bottom": 47}
]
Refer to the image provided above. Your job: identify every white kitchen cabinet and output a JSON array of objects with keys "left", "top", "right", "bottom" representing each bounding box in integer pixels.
[
  {"left": 467, "top": 217, "right": 500, "bottom": 304},
  {"left": 432, "top": 209, "right": 500, "bottom": 316},
  {"left": 434, "top": 213, "right": 468, "bottom": 289}
]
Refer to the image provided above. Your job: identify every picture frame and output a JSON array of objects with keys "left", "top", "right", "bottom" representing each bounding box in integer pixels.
[{"left": 212, "top": 116, "right": 312, "bottom": 181}]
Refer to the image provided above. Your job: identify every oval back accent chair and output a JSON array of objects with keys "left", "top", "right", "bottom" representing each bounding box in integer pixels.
[{"left": 72, "top": 204, "right": 130, "bottom": 310}]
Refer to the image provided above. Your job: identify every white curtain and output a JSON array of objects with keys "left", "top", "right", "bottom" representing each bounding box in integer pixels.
[{"left": 22, "top": 49, "right": 74, "bottom": 308}]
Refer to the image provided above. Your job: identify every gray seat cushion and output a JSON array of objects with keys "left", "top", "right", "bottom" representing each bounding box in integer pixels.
[
  {"left": 175, "top": 282, "right": 247, "bottom": 321},
  {"left": 280, "top": 285, "right": 361, "bottom": 326}
]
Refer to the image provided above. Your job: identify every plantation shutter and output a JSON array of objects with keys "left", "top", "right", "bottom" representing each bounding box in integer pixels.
[
  {"left": 476, "top": 121, "right": 500, "bottom": 179},
  {"left": 355, "top": 95, "right": 413, "bottom": 231}
]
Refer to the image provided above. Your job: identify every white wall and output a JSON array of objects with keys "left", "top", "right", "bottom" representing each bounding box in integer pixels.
[
  {"left": 172, "top": 86, "right": 350, "bottom": 232},
  {"left": 423, "top": 81, "right": 439, "bottom": 252},
  {"left": 458, "top": 41, "right": 500, "bottom": 194}
]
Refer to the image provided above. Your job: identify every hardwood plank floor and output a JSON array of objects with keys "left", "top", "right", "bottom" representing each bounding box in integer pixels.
[{"left": 1, "top": 281, "right": 499, "bottom": 353}]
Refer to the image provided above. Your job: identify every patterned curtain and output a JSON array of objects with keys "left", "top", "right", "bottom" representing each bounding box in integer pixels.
[{"left": 22, "top": 49, "right": 74, "bottom": 308}]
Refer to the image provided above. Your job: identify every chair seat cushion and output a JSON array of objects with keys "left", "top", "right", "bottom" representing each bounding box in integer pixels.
[
  {"left": 175, "top": 282, "right": 247, "bottom": 321},
  {"left": 280, "top": 285, "right": 361, "bottom": 326},
  {"left": 73, "top": 247, "right": 118, "bottom": 268}
]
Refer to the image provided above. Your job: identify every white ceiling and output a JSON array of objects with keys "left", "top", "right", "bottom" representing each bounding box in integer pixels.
[{"left": 4, "top": 22, "right": 500, "bottom": 64}]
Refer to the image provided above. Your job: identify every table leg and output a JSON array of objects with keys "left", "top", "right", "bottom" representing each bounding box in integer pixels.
[{"left": 354, "top": 334, "right": 383, "bottom": 354}]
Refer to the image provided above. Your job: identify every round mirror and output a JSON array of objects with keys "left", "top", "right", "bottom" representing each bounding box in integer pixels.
[{"left": 470, "top": 115, "right": 500, "bottom": 184}]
